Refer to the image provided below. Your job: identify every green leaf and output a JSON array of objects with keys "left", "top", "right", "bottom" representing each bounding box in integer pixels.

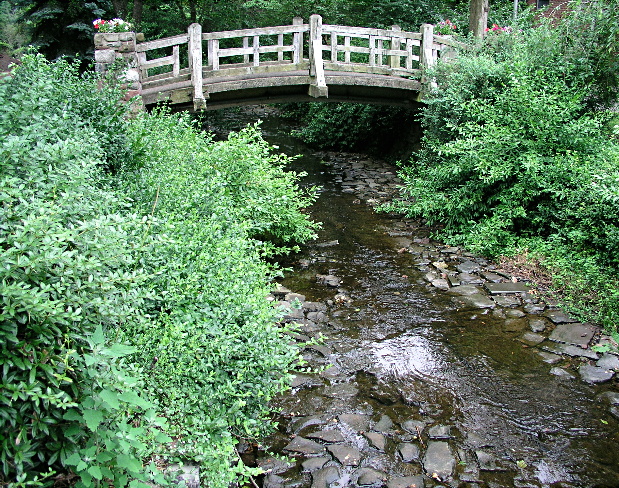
[
  {"left": 92, "top": 324, "right": 105, "bottom": 345},
  {"left": 118, "top": 391, "right": 152, "bottom": 409},
  {"left": 100, "top": 389, "right": 120, "bottom": 410},
  {"left": 63, "top": 409, "right": 82, "bottom": 421},
  {"left": 64, "top": 452, "right": 82, "bottom": 466},
  {"left": 106, "top": 343, "right": 137, "bottom": 358},
  {"left": 116, "top": 454, "right": 142, "bottom": 473},
  {"left": 82, "top": 409, "right": 104, "bottom": 431},
  {"left": 88, "top": 465, "right": 103, "bottom": 480}
]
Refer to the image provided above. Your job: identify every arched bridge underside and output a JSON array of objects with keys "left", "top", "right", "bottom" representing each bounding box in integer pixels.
[
  {"left": 95, "top": 15, "right": 462, "bottom": 111},
  {"left": 142, "top": 70, "right": 424, "bottom": 111}
]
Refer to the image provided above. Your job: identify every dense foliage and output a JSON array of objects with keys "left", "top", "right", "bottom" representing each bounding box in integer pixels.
[
  {"left": 0, "top": 54, "right": 317, "bottom": 486},
  {"left": 283, "top": 102, "right": 419, "bottom": 156},
  {"left": 386, "top": 8, "right": 619, "bottom": 335}
]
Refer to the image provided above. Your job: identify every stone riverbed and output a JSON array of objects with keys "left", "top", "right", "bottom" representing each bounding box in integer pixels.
[{"left": 199, "top": 109, "right": 619, "bottom": 488}]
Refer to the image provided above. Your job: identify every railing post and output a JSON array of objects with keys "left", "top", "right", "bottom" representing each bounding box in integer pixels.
[
  {"left": 390, "top": 25, "right": 401, "bottom": 69},
  {"left": 420, "top": 23, "right": 437, "bottom": 92},
  {"left": 188, "top": 23, "right": 206, "bottom": 110},
  {"left": 308, "top": 14, "right": 328, "bottom": 98},
  {"left": 292, "top": 17, "right": 303, "bottom": 64}
]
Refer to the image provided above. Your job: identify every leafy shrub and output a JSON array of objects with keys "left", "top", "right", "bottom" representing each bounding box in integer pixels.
[
  {"left": 0, "top": 54, "right": 166, "bottom": 486},
  {"left": 386, "top": 21, "right": 619, "bottom": 334},
  {"left": 1, "top": 55, "right": 318, "bottom": 487},
  {"left": 117, "top": 112, "right": 317, "bottom": 486}
]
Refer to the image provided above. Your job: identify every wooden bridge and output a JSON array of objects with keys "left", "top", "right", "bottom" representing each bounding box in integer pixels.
[{"left": 94, "top": 15, "right": 461, "bottom": 111}]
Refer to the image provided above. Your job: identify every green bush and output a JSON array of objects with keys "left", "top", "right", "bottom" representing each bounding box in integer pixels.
[
  {"left": 386, "top": 21, "right": 619, "bottom": 334},
  {"left": 0, "top": 54, "right": 167, "bottom": 487},
  {"left": 117, "top": 112, "right": 318, "bottom": 486},
  {"left": 1, "top": 55, "right": 318, "bottom": 486}
]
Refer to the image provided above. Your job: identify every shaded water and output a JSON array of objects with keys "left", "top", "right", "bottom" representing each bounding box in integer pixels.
[{"left": 212, "top": 110, "right": 619, "bottom": 488}]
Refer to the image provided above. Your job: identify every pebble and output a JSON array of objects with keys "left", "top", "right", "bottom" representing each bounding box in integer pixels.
[
  {"left": 307, "top": 429, "right": 345, "bottom": 443},
  {"left": 364, "top": 431, "right": 386, "bottom": 451},
  {"left": 283, "top": 436, "right": 327, "bottom": 455},
  {"left": 327, "top": 444, "right": 362, "bottom": 466},
  {"left": 356, "top": 468, "right": 388, "bottom": 485},
  {"left": 579, "top": 364, "right": 615, "bottom": 384},
  {"left": 423, "top": 441, "right": 455, "bottom": 479},
  {"left": 397, "top": 442, "right": 420, "bottom": 462}
]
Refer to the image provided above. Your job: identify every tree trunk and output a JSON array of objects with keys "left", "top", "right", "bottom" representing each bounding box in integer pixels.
[
  {"left": 469, "top": 0, "right": 489, "bottom": 38},
  {"left": 132, "top": 0, "right": 143, "bottom": 24},
  {"left": 111, "top": 0, "right": 129, "bottom": 19}
]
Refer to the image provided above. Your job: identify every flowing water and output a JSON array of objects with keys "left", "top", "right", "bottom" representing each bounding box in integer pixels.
[{"left": 208, "top": 109, "right": 619, "bottom": 488}]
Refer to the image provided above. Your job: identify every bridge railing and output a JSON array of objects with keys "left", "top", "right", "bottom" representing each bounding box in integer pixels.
[{"left": 123, "top": 15, "right": 464, "bottom": 109}]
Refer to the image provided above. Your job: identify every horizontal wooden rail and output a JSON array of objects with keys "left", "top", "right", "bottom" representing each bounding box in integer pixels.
[{"left": 125, "top": 15, "right": 464, "bottom": 109}]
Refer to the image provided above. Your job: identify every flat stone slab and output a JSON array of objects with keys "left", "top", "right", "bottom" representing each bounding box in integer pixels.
[
  {"left": 503, "top": 318, "right": 528, "bottom": 332},
  {"left": 545, "top": 310, "right": 577, "bottom": 324},
  {"left": 356, "top": 468, "right": 388, "bottom": 486},
  {"left": 316, "top": 274, "right": 342, "bottom": 287},
  {"left": 263, "top": 473, "right": 284, "bottom": 488},
  {"left": 398, "top": 443, "right": 420, "bottom": 462},
  {"left": 550, "top": 367, "right": 575, "bottom": 379},
  {"left": 484, "top": 282, "right": 530, "bottom": 295},
  {"left": 542, "top": 342, "right": 599, "bottom": 360},
  {"left": 387, "top": 475, "right": 425, "bottom": 488},
  {"left": 307, "top": 429, "right": 345, "bottom": 443},
  {"left": 423, "top": 441, "right": 455, "bottom": 480},
  {"left": 364, "top": 432, "right": 386, "bottom": 451},
  {"left": 453, "top": 293, "right": 496, "bottom": 310},
  {"left": 529, "top": 318, "right": 549, "bottom": 332},
  {"left": 306, "top": 344, "right": 332, "bottom": 356},
  {"left": 257, "top": 457, "right": 295, "bottom": 474},
  {"left": 284, "top": 436, "right": 327, "bottom": 455},
  {"left": 598, "top": 354, "right": 619, "bottom": 371},
  {"left": 457, "top": 260, "right": 481, "bottom": 274},
  {"left": 373, "top": 414, "right": 393, "bottom": 431},
  {"left": 549, "top": 323, "right": 596, "bottom": 347},
  {"left": 493, "top": 295, "right": 521, "bottom": 308},
  {"left": 302, "top": 457, "right": 330, "bottom": 472},
  {"left": 520, "top": 332, "right": 545, "bottom": 346},
  {"left": 311, "top": 466, "right": 340, "bottom": 488},
  {"left": 338, "top": 413, "right": 370, "bottom": 432},
  {"left": 290, "top": 415, "right": 325, "bottom": 433},
  {"left": 579, "top": 365, "right": 614, "bottom": 384},
  {"left": 401, "top": 419, "right": 425, "bottom": 435},
  {"left": 428, "top": 425, "right": 453, "bottom": 439},
  {"left": 327, "top": 444, "right": 362, "bottom": 466},
  {"left": 480, "top": 271, "right": 503, "bottom": 282},
  {"left": 458, "top": 272, "right": 485, "bottom": 285},
  {"left": 524, "top": 303, "right": 546, "bottom": 314},
  {"left": 446, "top": 285, "right": 481, "bottom": 296},
  {"left": 538, "top": 351, "right": 562, "bottom": 364},
  {"left": 431, "top": 278, "right": 450, "bottom": 290}
]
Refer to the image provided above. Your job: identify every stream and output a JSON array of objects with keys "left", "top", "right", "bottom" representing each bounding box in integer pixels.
[{"left": 207, "top": 108, "right": 619, "bottom": 488}]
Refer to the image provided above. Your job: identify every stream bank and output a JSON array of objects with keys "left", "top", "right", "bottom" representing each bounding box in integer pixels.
[{"left": 204, "top": 107, "right": 619, "bottom": 488}]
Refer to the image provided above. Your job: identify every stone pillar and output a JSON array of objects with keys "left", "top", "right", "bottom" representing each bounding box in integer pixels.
[{"left": 94, "top": 32, "right": 143, "bottom": 106}]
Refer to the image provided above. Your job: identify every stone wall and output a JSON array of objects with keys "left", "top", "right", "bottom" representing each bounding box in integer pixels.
[{"left": 94, "top": 32, "right": 144, "bottom": 104}]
